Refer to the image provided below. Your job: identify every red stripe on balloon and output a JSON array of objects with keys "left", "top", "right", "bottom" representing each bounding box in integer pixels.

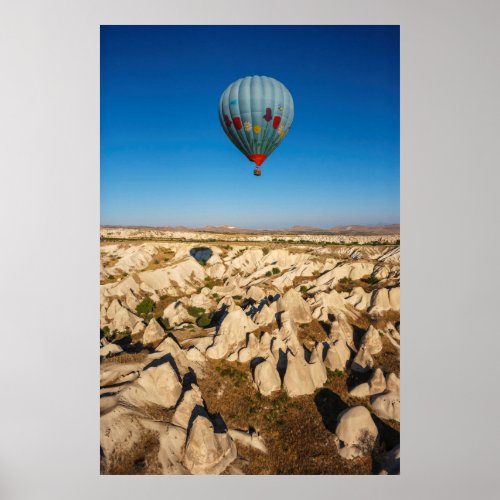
[
  {"left": 273, "top": 116, "right": 281, "bottom": 129},
  {"left": 233, "top": 117, "right": 242, "bottom": 130}
]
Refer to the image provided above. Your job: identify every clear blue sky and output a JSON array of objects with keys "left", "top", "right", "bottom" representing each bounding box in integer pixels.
[{"left": 101, "top": 26, "right": 399, "bottom": 229}]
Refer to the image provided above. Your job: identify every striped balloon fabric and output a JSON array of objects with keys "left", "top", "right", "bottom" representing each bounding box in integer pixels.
[{"left": 219, "top": 75, "right": 294, "bottom": 175}]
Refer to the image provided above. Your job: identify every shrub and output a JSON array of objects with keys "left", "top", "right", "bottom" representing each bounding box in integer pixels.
[
  {"left": 113, "top": 328, "right": 131, "bottom": 342},
  {"left": 232, "top": 295, "right": 242, "bottom": 301},
  {"left": 187, "top": 306, "right": 205, "bottom": 318},
  {"left": 362, "top": 275, "right": 379, "bottom": 285},
  {"left": 262, "top": 247, "right": 270, "bottom": 255},
  {"left": 272, "top": 267, "right": 281, "bottom": 275},
  {"left": 216, "top": 366, "right": 246, "bottom": 386},
  {"left": 300, "top": 285, "right": 308, "bottom": 294},
  {"left": 136, "top": 297, "right": 155, "bottom": 317},
  {"left": 339, "top": 277, "right": 353, "bottom": 285},
  {"left": 265, "top": 271, "right": 272, "bottom": 277},
  {"left": 157, "top": 317, "right": 170, "bottom": 331},
  {"left": 196, "top": 314, "right": 211, "bottom": 328}
]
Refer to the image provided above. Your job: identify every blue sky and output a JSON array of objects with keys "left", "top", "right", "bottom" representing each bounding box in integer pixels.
[{"left": 101, "top": 26, "right": 399, "bottom": 229}]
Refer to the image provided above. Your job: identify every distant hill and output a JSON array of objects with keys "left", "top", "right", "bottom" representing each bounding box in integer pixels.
[
  {"left": 327, "top": 224, "right": 400, "bottom": 235},
  {"left": 102, "top": 223, "right": 399, "bottom": 236}
]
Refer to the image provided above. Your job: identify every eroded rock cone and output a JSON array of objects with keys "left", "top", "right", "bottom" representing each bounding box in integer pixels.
[
  {"left": 206, "top": 308, "right": 257, "bottom": 360},
  {"left": 371, "top": 372, "right": 400, "bottom": 422},
  {"left": 142, "top": 317, "right": 166, "bottom": 347},
  {"left": 360, "top": 325, "right": 383, "bottom": 355},
  {"left": 172, "top": 385, "right": 205, "bottom": 429},
  {"left": 351, "top": 345, "right": 374, "bottom": 373},
  {"left": 182, "top": 415, "right": 237, "bottom": 474},
  {"left": 325, "top": 338, "right": 351, "bottom": 372},
  {"left": 276, "top": 288, "right": 312, "bottom": 324},
  {"left": 253, "top": 358, "right": 281, "bottom": 396},
  {"left": 283, "top": 350, "right": 316, "bottom": 397},
  {"left": 334, "top": 406, "right": 378, "bottom": 460},
  {"left": 121, "top": 357, "right": 182, "bottom": 409},
  {"left": 308, "top": 345, "right": 327, "bottom": 388},
  {"left": 349, "top": 367, "right": 386, "bottom": 397}
]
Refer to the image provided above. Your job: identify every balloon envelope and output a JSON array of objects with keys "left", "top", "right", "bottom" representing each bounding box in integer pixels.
[{"left": 219, "top": 75, "right": 294, "bottom": 171}]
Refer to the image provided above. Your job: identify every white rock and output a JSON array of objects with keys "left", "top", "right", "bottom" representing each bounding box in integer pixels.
[
  {"left": 163, "top": 300, "right": 191, "bottom": 327},
  {"left": 276, "top": 288, "right": 312, "bottom": 324},
  {"left": 108, "top": 306, "right": 143, "bottom": 333},
  {"left": 228, "top": 429, "right": 268, "bottom": 454},
  {"left": 334, "top": 406, "right": 378, "bottom": 459},
  {"left": 253, "top": 358, "right": 281, "bottom": 396},
  {"left": 360, "top": 325, "right": 383, "bottom": 355},
  {"left": 106, "top": 298, "right": 122, "bottom": 320},
  {"left": 238, "top": 333, "right": 259, "bottom": 363},
  {"left": 351, "top": 346, "right": 374, "bottom": 373},
  {"left": 252, "top": 302, "right": 276, "bottom": 326},
  {"left": 283, "top": 350, "right": 316, "bottom": 397},
  {"left": 349, "top": 368, "right": 386, "bottom": 397},
  {"left": 324, "top": 338, "right": 351, "bottom": 372},
  {"left": 308, "top": 345, "right": 327, "bottom": 388},
  {"left": 100, "top": 343, "right": 123, "bottom": 358},
  {"left": 206, "top": 262, "right": 226, "bottom": 279},
  {"left": 371, "top": 373, "right": 400, "bottom": 421},
  {"left": 245, "top": 285, "right": 266, "bottom": 302},
  {"left": 121, "top": 357, "right": 182, "bottom": 409},
  {"left": 206, "top": 308, "right": 258, "bottom": 360},
  {"left": 369, "top": 287, "right": 400, "bottom": 315},
  {"left": 172, "top": 385, "right": 204, "bottom": 429},
  {"left": 182, "top": 415, "right": 237, "bottom": 474},
  {"left": 142, "top": 318, "right": 166, "bottom": 347}
]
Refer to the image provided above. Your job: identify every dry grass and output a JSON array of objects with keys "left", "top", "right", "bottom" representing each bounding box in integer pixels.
[
  {"left": 151, "top": 294, "right": 181, "bottom": 319},
  {"left": 141, "top": 247, "right": 176, "bottom": 272},
  {"left": 198, "top": 359, "right": 382, "bottom": 474},
  {"left": 372, "top": 310, "right": 400, "bottom": 330},
  {"left": 373, "top": 336, "right": 400, "bottom": 377},
  {"left": 104, "top": 429, "right": 162, "bottom": 475},
  {"left": 100, "top": 351, "right": 149, "bottom": 367},
  {"left": 297, "top": 319, "right": 329, "bottom": 346}
]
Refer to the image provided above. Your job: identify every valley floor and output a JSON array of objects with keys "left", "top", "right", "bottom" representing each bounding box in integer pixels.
[{"left": 100, "top": 234, "right": 400, "bottom": 475}]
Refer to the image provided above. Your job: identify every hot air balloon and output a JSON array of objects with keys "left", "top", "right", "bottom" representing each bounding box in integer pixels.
[{"left": 219, "top": 75, "right": 294, "bottom": 176}]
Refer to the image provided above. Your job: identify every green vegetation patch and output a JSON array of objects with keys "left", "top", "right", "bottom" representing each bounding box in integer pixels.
[
  {"left": 136, "top": 297, "right": 155, "bottom": 317},
  {"left": 187, "top": 306, "right": 205, "bottom": 318}
]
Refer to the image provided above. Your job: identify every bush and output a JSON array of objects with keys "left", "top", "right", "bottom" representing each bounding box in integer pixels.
[
  {"left": 113, "top": 328, "right": 131, "bottom": 343},
  {"left": 263, "top": 247, "right": 270, "bottom": 255},
  {"left": 136, "top": 297, "right": 155, "bottom": 317},
  {"left": 100, "top": 326, "right": 110, "bottom": 340},
  {"left": 232, "top": 295, "right": 242, "bottom": 301},
  {"left": 339, "top": 277, "right": 353, "bottom": 285},
  {"left": 157, "top": 317, "right": 170, "bottom": 331},
  {"left": 196, "top": 314, "right": 211, "bottom": 328},
  {"left": 362, "top": 275, "right": 379, "bottom": 285},
  {"left": 187, "top": 306, "right": 205, "bottom": 318},
  {"left": 272, "top": 267, "right": 281, "bottom": 275},
  {"left": 265, "top": 271, "right": 272, "bottom": 277},
  {"left": 300, "top": 285, "right": 308, "bottom": 294}
]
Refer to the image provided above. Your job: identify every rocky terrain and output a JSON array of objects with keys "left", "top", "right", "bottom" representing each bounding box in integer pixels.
[
  {"left": 100, "top": 232, "right": 400, "bottom": 475},
  {"left": 100, "top": 226, "right": 399, "bottom": 245}
]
